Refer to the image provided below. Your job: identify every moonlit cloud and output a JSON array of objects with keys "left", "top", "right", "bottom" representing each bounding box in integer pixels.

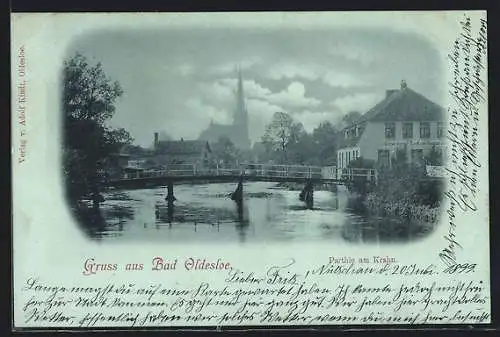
[
  {"left": 210, "top": 56, "right": 263, "bottom": 75},
  {"left": 292, "top": 110, "right": 338, "bottom": 132},
  {"left": 267, "top": 63, "right": 320, "bottom": 81},
  {"left": 185, "top": 97, "right": 231, "bottom": 125},
  {"left": 323, "top": 72, "right": 369, "bottom": 88},
  {"left": 330, "top": 92, "right": 382, "bottom": 114},
  {"left": 219, "top": 78, "right": 272, "bottom": 98},
  {"left": 214, "top": 78, "right": 321, "bottom": 109},
  {"left": 267, "top": 81, "right": 321, "bottom": 108},
  {"left": 246, "top": 98, "right": 285, "bottom": 141},
  {"left": 328, "top": 44, "right": 378, "bottom": 66},
  {"left": 69, "top": 27, "right": 442, "bottom": 146},
  {"left": 267, "top": 62, "right": 371, "bottom": 89},
  {"left": 178, "top": 64, "right": 195, "bottom": 76},
  {"left": 198, "top": 81, "right": 234, "bottom": 105}
]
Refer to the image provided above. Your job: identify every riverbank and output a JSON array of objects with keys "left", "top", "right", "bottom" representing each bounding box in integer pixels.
[{"left": 362, "top": 192, "right": 440, "bottom": 223}]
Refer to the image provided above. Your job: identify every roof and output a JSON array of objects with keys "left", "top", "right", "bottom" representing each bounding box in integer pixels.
[
  {"left": 198, "top": 124, "right": 235, "bottom": 142},
  {"left": 119, "top": 144, "right": 153, "bottom": 157},
  {"left": 350, "top": 87, "right": 444, "bottom": 127},
  {"left": 338, "top": 86, "right": 445, "bottom": 149},
  {"left": 198, "top": 123, "right": 250, "bottom": 149},
  {"left": 155, "top": 140, "right": 211, "bottom": 155}
]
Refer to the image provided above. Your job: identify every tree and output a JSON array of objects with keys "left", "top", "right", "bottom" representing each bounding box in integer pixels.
[
  {"left": 211, "top": 136, "right": 240, "bottom": 167},
  {"left": 63, "top": 53, "right": 123, "bottom": 124},
  {"left": 63, "top": 53, "right": 133, "bottom": 204},
  {"left": 341, "top": 111, "right": 362, "bottom": 128},
  {"left": 121, "top": 144, "right": 150, "bottom": 157},
  {"left": 261, "top": 112, "right": 296, "bottom": 164},
  {"left": 283, "top": 122, "right": 311, "bottom": 164},
  {"left": 311, "top": 121, "right": 338, "bottom": 166},
  {"left": 289, "top": 131, "right": 317, "bottom": 165}
]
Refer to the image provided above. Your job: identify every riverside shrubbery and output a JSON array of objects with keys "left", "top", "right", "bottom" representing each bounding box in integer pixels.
[{"left": 348, "top": 152, "right": 443, "bottom": 223}]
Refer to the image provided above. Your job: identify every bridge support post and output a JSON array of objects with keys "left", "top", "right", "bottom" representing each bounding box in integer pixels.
[
  {"left": 91, "top": 192, "right": 105, "bottom": 209},
  {"left": 165, "top": 180, "right": 176, "bottom": 203},
  {"left": 299, "top": 179, "right": 314, "bottom": 210},
  {"left": 90, "top": 182, "right": 105, "bottom": 209},
  {"left": 231, "top": 175, "right": 244, "bottom": 204},
  {"left": 167, "top": 201, "right": 174, "bottom": 224}
]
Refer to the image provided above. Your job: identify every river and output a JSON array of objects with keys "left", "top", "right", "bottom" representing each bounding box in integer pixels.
[{"left": 75, "top": 182, "right": 435, "bottom": 244}]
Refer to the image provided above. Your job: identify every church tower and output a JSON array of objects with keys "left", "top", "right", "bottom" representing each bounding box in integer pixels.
[{"left": 233, "top": 66, "right": 250, "bottom": 149}]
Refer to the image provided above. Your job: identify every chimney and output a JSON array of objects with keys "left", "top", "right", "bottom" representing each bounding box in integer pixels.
[
  {"left": 154, "top": 132, "right": 159, "bottom": 149},
  {"left": 400, "top": 79, "right": 407, "bottom": 90}
]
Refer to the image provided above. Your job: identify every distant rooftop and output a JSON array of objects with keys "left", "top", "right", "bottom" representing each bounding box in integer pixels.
[{"left": 156, "top": 139, "right": 211, "bottom": 155}]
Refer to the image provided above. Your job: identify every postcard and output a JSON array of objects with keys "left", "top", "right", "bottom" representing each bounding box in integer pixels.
[{"left": 11, "top": 11, "right": 489, "bottom": 329}]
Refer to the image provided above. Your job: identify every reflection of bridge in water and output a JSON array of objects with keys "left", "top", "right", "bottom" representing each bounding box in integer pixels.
[{"left": 105, "top": 164, "right": 377, "bottom": 210}]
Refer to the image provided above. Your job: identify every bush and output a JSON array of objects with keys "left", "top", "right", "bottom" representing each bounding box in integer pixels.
[{"left": 359, "top": 155, "right": 442, "bottom": 222}]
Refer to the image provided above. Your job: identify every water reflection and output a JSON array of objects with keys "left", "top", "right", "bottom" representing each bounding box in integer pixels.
[
  {"left": 341, "top": 216, "right": 435, "bottom": 244},
  {"left": 74, "top": 203, "right": 133, "bottom": 239},
  {"left": 74, "top": 182, "right": 437, "bottom": 243},
  {"left": 234, "top": 199, "right": 250, "bottom": 243}
]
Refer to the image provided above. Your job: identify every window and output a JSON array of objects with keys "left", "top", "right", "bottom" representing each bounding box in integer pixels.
[
  {"left": 437, "top": 122, "right": 444, "bottom": 138},
  {"left": 385, "top": 123, "right": 395, "bottom": 139},
  {"left": 378, "top": 150, "right": 390, "bottom": 166},
  {"left": 348, "top": 152, "right": 351, "bottom": 163},
  {"left": 420, "top": 122, "right": 430, "bottom": 138},
  {"left": 411, "top": 149, "right": 424, "bottom": 165},
  {"left": 402, "top": 122, "right": 413, "bottom": 139}
]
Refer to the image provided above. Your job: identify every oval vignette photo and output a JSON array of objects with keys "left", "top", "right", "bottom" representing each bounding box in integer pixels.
[{"left": 61, "top": 27, "right": 448, "bottom": 244}]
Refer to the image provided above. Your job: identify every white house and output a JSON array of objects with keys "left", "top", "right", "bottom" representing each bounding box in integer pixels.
[{"left": 337, "top": 80, "right": 446, "bottom": 169}]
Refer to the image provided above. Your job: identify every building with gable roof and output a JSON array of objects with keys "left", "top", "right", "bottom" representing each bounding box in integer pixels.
[
  {"left": 337, "top": 80, "right": 446, "bottom": 169},
  {"left": 152, "top": 136, "right": 212, "bottom": 167}
]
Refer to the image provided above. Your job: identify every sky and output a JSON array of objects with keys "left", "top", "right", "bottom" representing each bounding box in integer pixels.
[{"left": 66, "top": 27, "right": 444, "bottom": 148}]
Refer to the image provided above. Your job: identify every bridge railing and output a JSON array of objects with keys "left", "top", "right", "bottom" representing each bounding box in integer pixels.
[
  {"left": 120, "top": 164, "right": 325, "bottom": 180},
  {"left": 117, "top": 164, "right": 376, "bottom": 182},
  {"left": 245, "top": 164, "right": 323, "bottom": 179},
  {"left": 338, "top": 168, "right": 378, "bottom": 183}
]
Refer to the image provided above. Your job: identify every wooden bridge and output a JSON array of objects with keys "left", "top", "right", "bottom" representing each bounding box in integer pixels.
[
  {"left": 105, "top": 163, "right": 377, "bottom": 190},
  {"left": 97, "top": 164, "right": 378, "bottom": 210}
]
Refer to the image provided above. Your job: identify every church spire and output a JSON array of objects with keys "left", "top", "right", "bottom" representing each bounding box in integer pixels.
[
  {"left": 235, "top": 65, "right": 247, "bottom": 120},
  {"left": 233, "top": 65, "right": 250, "bottom": 149}
]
